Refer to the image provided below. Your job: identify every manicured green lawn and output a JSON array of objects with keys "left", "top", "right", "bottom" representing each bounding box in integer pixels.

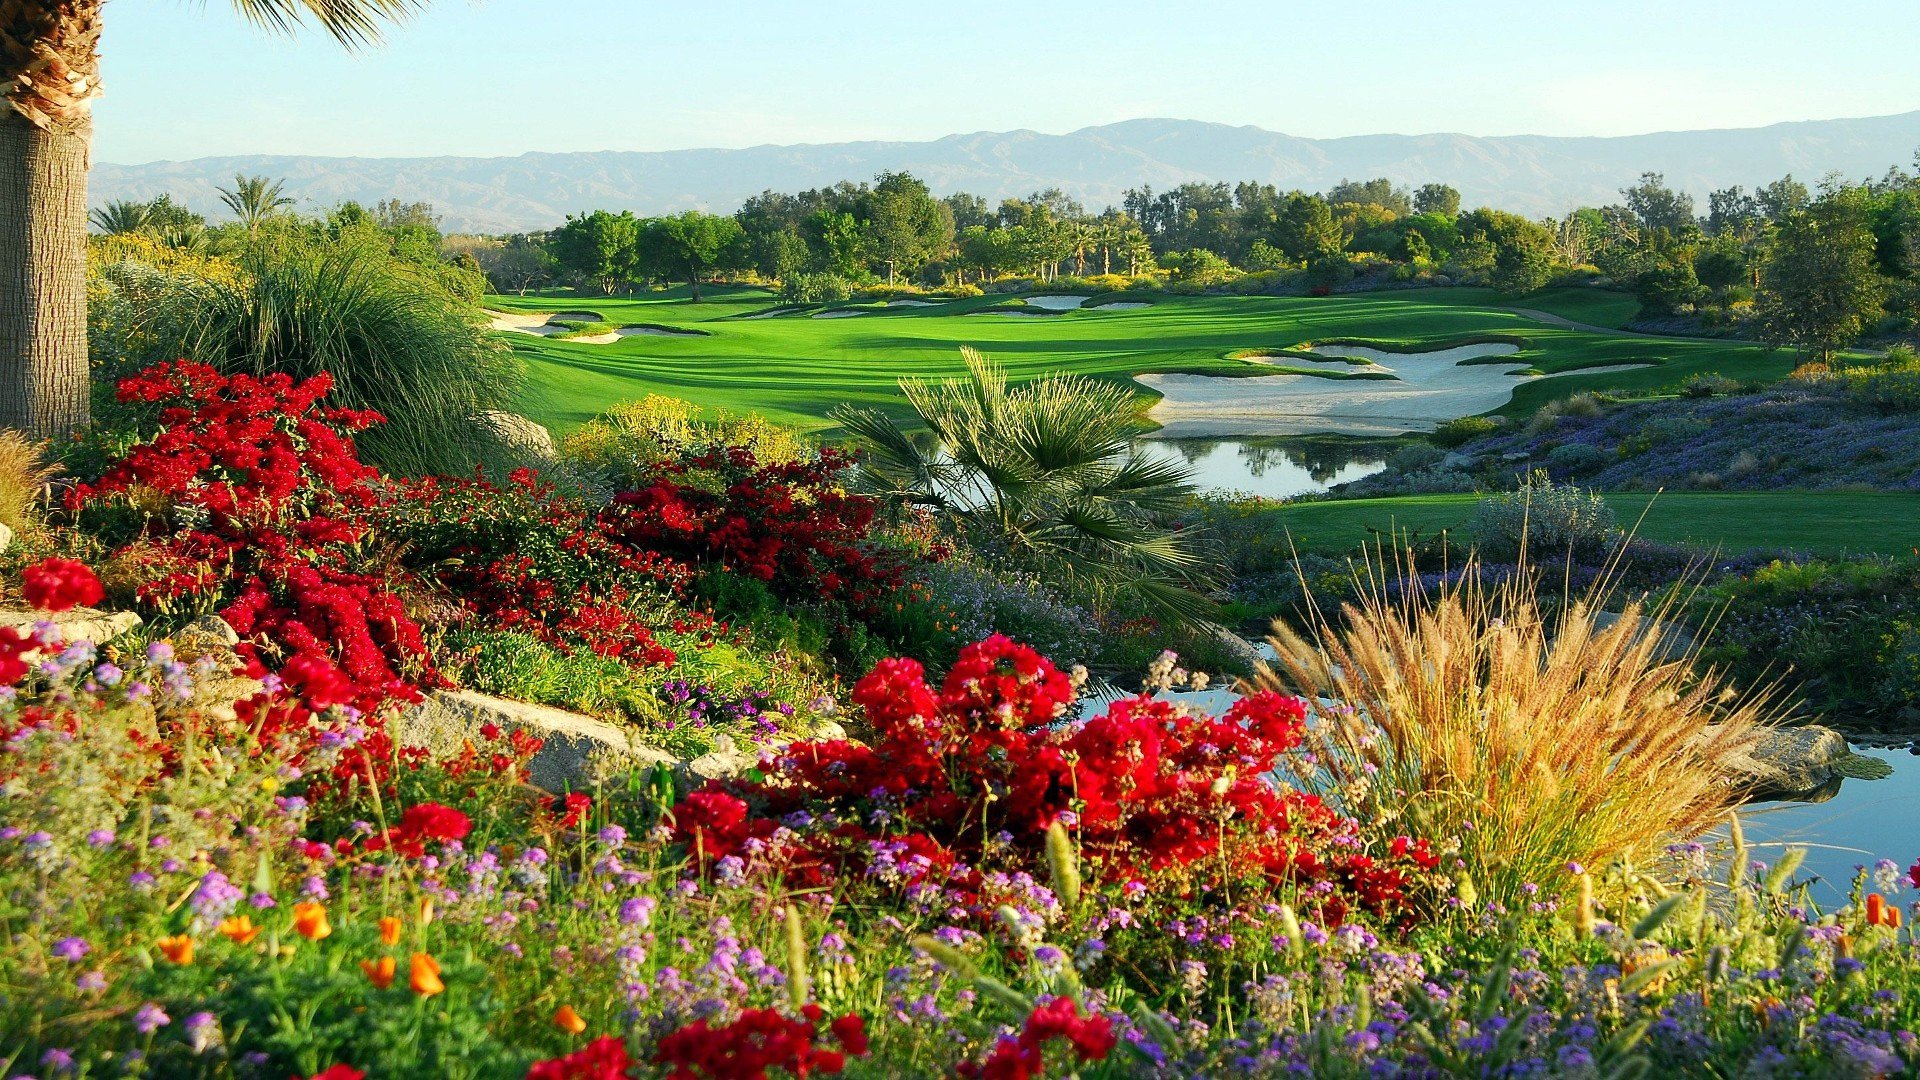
[
  {"left": 1502, "top": 286, "right": 1644, "bottom": 330},
  {"left": 1258, "top": 491, "right": 1920, "bottom": 558},
  {"left": 487, "top": 285, "right": 1793, "bottom": 435}
]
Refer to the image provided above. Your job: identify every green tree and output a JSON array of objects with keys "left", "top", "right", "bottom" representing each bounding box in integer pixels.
[
  {"left": 1621, "top": 172, "right": 1696, "bottom": 233},
  {"left": 1633, "top": 251, "right": 1706, "bottom": 316},
  {"left": 1757, "top": 190, "right": 1885, "bottom": 360},
  {"left": 1413, "top": 183, "right": 1461, "bottom": 217},
  {"left": 1272, "top": 193, "right": 1341, "bottom": 262},
  {"left": 550, "top": 210, "right": 640, "bottom": 295},
  {"left": 1459, "top": 208, "right": 1558, "bottom": 295},
  {"left": 88, "top": 199, "right": 152, "bottom": 235},
  {"left": 1326, "top": 177, "right": 1410, "bottom": 216},
  {"left": 859, "top": 171, "right": 953, "bottom": 285},
  {"left": 639, "top": 211, "right": 745, "bottom": 301},
  {"left": 217, "top": 173, "right": 296, "bottom": 230},
  {"left": 475, "top": 233, "right": 553, "bottom": 295}
]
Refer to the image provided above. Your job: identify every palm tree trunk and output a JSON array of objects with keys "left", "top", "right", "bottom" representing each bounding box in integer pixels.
[
  {"left": 0, "top": 112, "right": 89, "bottom": 435},
  {"left": 1, "top": 0, "right": 104, "bottom": 439}
]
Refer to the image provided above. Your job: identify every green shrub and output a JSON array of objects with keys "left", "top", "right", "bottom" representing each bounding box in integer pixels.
[
  {"left": 1546, "top": 442, "right": 1611, "bottom": 477},
  {"left": 781, "top": 271, "right": 852, "bottom": 303},
  {"left": 1472, "top": 471, "right": 1620, "bottom": 559},
  {"left": 1431, "top": 415, "right": 1503, "bottom": 448}
]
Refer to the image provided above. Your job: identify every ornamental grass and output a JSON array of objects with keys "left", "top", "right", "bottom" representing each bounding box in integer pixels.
[{"left": 1258, "top": 549, "right": 1787, "bottom": 904}]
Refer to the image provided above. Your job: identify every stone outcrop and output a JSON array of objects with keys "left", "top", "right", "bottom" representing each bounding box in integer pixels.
[
  {"left": 1722, "top": 724, "right": 1890, "bottom": 797},
  {"left": 0, "top": 605, "right": 143, "bottom": 648}
]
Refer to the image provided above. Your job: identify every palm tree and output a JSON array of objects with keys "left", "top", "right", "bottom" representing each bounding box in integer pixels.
[
  {"left": 89, "top": 199, "right": 152, "bottom": 236},
  {"left": 1, "top": 0, "right": 424, "bottom": 441},
  {"left": 833, "top": 347, "right": 1219, "bottom": 627},
  {"left": 217, "top": 173, "right": 296, "bottom": 230}
]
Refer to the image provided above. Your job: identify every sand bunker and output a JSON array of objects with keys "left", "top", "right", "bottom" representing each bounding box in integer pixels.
[
  {"left": 886, "top": 299, "right": 947, "bottom": 307},
  {"left": 486, "top": 310, "right": 572, "bottom": 336},
  {"left": 617, "top": 325, "right": 702, "bottom": 337},
  {"left": 1141, "top": 342, "right": 1652, "bottom": 437},
  {"left": 739, "top": 307, "right": 800, "bottom": 320},
  {"left": 812, "top": 309, "right": 867, "bottom": 319},
  {"left": 1022, "top": 295, "right": 1091, "bottom": 310},
  {"left": 975, "top": 310, "right": 1057, "bottom": 317}
]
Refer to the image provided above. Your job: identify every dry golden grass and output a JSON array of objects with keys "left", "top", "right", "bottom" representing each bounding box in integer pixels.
[
  {"left": 1257, "top": 555, "right": 1786, "bottom": 901},
  {"left": 0, "top": 431, "right": 59, "bottom": 538}
]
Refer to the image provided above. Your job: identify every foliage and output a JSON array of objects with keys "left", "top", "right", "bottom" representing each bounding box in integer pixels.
[
  {"left": 835, "top": 348, "right": 1218, "bottom": 627},
  {"left": 1430, "top": 415, "right": 1503, "bottom": 447},
  {"left": 0, "top": 429, "right": 58, "bottom": 538},
  {"left": 124, "top": 227, "right": 522, "bottom": 477},
  {"left": 1757, "top": 189, "right": 1885, "bottom": 360},
  {"left": 1471, "top": 471, "right": 1622, "bottom": 560},
  {"left": 561, "top": 394, "right": 813, "bottom": 485}
]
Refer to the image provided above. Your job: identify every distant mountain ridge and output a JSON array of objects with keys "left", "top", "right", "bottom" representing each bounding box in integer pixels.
[{"left": 91, "top": 112, "right": 1920, "bottom": 234}]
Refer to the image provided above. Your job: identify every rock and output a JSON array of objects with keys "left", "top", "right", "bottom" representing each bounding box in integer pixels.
[
  {"left": 686, "top": 733, "right": 766, "bottom": 782},
  {"left": 482, "top": 412, "right": 557, "bottom": 461},
  {"left": 0, "top": 522, "right": 12, "bottom": 553},
  {"left": 396, "top": 689, "right": 682, "bottom": 792},
  {"left": 173, "top": 614, "right": 241, "bottom": 661},
  {"left": 0, "top": 605, "right": 142, "bottom": 647},
  {"left": 1722, "top": 724, "right": 1879, "bottom": 797}
]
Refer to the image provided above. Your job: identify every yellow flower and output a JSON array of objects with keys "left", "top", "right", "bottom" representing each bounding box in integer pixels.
[
  {"left": 156, "top": 934, "right": 195, "bottom": 965},
  {"left": 218, "top": 915, "right": 261, "bottom": 945},
  {"left": 361, "top": 955, "right": 396, "bottom": 989},
  {"left": 409, "top": 952, "right": 444, "bottom": 997},
  {"left": 378, "top": 915, "right": 403, "bottom": 946},
  {"left": 417, "top": 895, "right": 436, "bottom": 928},
  {"left": 553, "top": 1005, "right": 587, "bottom": 1034},
  {"left": 291, "top": 901, "right": 332, "bottom": 942}
]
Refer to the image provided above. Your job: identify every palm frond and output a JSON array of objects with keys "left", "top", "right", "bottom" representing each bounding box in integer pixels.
[{"left": 226, "top": 0, "right": 424, "bottom": 48}]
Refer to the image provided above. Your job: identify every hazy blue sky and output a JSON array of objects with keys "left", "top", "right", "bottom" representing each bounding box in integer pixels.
[{"left": 96, "top": 0, "right": 1920, "bottom": 163}]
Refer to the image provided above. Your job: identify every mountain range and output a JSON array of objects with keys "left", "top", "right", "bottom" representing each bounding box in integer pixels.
[{"left": 90, "top": 112, "right": 1920, "bottom": 234}]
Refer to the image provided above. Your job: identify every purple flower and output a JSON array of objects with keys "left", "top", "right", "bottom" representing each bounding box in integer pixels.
[
  {"left": 50, "top": 937, "right": 88, "bottom": 963},
  {"left": 85, "top": 829, "right": 115, "bottom": 848},
  {"left": 74, "top": 970, "right": 107, "bottom": 992},
  {"left": 183, "top": 1011, "right": 219, "bottom": 1053},
  {"left": 39, "top": 1048, "right": 74, "bottom": 1074},
  {"left": 131, "top": 1002, "right": 170, "bottom": 1034}
]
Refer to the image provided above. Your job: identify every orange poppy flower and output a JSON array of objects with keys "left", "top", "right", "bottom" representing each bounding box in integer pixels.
[
  {"left": 156, "top": 934, "right": 195, "bottom": 965},
  {"left": 218, "top": 915, "right": 262, "bottom": 945},
  {"left": 409, "top": 952, "right": 444, "bottom": 997},
  {"left": 291, "top": 901, "right": 332, "bottom": 942},
  {"left": 553, "top": 1005, "right": 587, "bottom": 1034},
  {"left": 360, "top": 956, "right": 397, "bottom": 989},
  {"left": 378, "top": 915, "right": 403, "bottom": 946},
  {"left": 1866, "top": 893, "right": 1904, "bottom": 929}
]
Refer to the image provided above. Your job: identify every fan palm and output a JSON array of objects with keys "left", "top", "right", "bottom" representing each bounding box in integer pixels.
[
  {"left": 88, "top": 198, "right": 152, "bottom": 235},
  {"left": 833, "top": 348, "right": 1219, "bottom": 626},
  {"left": 217, "top": 173, "right": 296, "bottom": 229},
  {"left": 1, "top": 0, "right": 425, "bottom": 440}
]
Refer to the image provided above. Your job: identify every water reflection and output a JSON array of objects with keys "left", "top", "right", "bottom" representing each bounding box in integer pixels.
[{"left": 1135, "top": 437, "right": 1390, "bottom": 499}]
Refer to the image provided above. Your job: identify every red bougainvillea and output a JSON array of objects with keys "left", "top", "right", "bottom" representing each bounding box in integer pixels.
[
  {"left": 958, "top": 997, "right": 1115, "bottom": 1079},
  {"left": 21, "top": 557, "right": 105, "bottom": 612},
  {"left": 602, "top": 446, "right": 906, "bottom": 616},
  {"left": 674, "top": 635, "right": 1439, "bottom": 922},
  {"left": 68, "top": 361, "right": 430, "bottom": 709},
  {"left": 652, "top": 1004, "right": 867, "bottom": 1080}
]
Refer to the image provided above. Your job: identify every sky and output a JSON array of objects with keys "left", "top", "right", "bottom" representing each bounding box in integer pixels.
[{"left": 95, "top": 0, "right": 1920, "bottom": 164}]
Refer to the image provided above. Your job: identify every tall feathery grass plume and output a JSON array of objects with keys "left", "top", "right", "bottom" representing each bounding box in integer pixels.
[{"left": 1255, "top": 543, "right": 1791, "bottom": 905}]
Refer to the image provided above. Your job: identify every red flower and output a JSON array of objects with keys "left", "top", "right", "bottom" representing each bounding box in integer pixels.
[
  {"left": 365, "top": 801, "right": 473, "bottom": 859},
  {"left": 958, "top": 997, "right": 1115, "bottom": 1079},
  {"left": 0, "top": 626, "right": 31, "bottom": 685},
  {"left": 527, "top": 1035, "right": 632, "bottom": 1080},
  {"left": 304, "top": 1067, "right": 366, "bottom": 1080},
  {"left": 652, "top": 1006, "right": 866, "bottom": 1080},
  {"left": 21, "top": 557, "right": 104, "bottom": 612}
]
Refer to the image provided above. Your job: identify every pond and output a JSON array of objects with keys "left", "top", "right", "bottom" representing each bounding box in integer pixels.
[
  {"left": 1132, "top": 436, "right": 1390, "bottom": 499},
  {"left": 1741, "top": 745, "right": 1920, "bottom": 905}
]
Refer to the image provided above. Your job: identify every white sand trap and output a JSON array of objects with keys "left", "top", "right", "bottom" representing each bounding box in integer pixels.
[
  {"left": 812, "top": 309, "right": 867, "bottom": 319},
  {"left": 563, "top": 331, "right": 622, "bottom": 344},
  {"left": 617, "top": 326, "right": 702, "bottom": 337},
  {"left": 1022, "top": 294, "right": 1091, "bottom": 310},
  {"left": 1142, "top": 342, "right": 1652, "bottom": 437},
  {"left": 486, "top": 310, "right": 570, "bottom": 336},
  {"left": 976, "top": 310, "right": 1057, "bottom": 317},
  {"left": 1095, "top": 301, "right": 1151, "bottom": 310},
  {"left": 739, "top": 307, "right": 800, "bottom": 320},
  {"left": 886, "top": 299, "right": 947, "bottom": 307}
]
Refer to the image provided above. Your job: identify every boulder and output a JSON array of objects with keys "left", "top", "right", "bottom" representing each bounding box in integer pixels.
[
  {"left": 686, "top": 733, "right": 766, "bottom": 782},
  {"left": 0, "top": 605, "right": 142, "bottom": 648},
  {"left": 1207, "top": 625, "right": 1269, "bottom": 676},
  {"left": 1591, "top": 610, "right": 1696, "bottom": 663},
  {"left": 481, "top": 412, "right": 557, "bottom": 461},
  {"left": 1721, "top": 724, "right": 1887, "bottom": 797},
  {"left": 397, "top": 689, "right": 682, "bottom": 792},
  {"left": 169, "top": 617, "right": 265, "bottom": 722}
]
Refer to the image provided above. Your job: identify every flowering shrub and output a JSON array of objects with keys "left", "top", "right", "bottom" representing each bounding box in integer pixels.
[
  {"left": 69, "top": 361, "right": 432, "bottom": 706},
  {"left": 652, "top": 1004, "right": 867, "bottom": 1079},
  {"left": 604, "top": 446, "right": 907, "bottom": 616},
  {"left": 21, "top": 556, "right": 104, "bottom": 611},
  {"left": 674, "top": 635, "right": 1439, "bottom": 922}
]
